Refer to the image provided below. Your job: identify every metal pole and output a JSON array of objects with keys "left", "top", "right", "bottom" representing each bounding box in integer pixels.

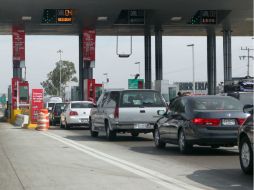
[
  {"left": 192, "top": 45, "right": 195, "bottom": 94},
  {"left": 187, "top": 44, "right": 195, "bottom": 94},
  {"left": 247, "top": 48, "right": 250, "bottom": 76},
  {"left": 144, "top": 28, "right": 152, "bottom": 89},
  {"left": 139, "top": 63, "right": 140, "bottom": 77},
  {"left": 57, "top": 49, "right": 63, "bottom": 98}
]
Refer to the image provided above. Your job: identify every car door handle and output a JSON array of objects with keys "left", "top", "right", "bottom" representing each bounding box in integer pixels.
[{"left": 140, "top": 110, "right": 145, "bottom": 113}]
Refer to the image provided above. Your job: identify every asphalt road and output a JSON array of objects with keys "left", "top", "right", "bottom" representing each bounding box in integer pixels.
[{"left": 0, "top": 122, "right": 253, "bottom": 190}]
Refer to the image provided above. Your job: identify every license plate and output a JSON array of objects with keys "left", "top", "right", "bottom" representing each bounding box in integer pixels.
[
  {"left": 80, "top": 118, "right": 88, "bottom": 122},
  {"left": 222, "top": 119, "right": 236, "bottom": 126},
  {"left": 134, "top": 123, "right": 150, "bottom": 129}
]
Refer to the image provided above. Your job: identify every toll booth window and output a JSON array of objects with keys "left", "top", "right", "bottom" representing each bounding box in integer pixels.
[{"left": 19, "top": 86, "right": 28, "bottom": 101}]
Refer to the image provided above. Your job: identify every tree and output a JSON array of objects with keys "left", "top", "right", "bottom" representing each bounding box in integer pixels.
[{"left": 41, "top": 60, "right": 78, "bottom": 96}]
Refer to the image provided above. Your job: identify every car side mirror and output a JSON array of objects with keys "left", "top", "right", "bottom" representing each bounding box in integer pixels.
[
  {"left": 243, "top": 104, "right": 253, "bottom": 114},
  {"left": 157, "top": 110, "right": 166, "bottom": 116}
]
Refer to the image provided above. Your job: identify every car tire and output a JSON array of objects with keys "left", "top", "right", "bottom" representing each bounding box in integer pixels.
[
  {"left": 89, "top": 119, "right": 98, "bottom": 137},
  {"left": 154, "top": 127, "right": 166, "bottom": 149},
  {"left": 65, "top": 121, "right": 70, "bottom": 130},
  {"left": 131, "top": 132, "right": 139, "bottom": 137},
  {"left": 239, "top": 136, "right": 253, "bottom": 175},
  {"left": 105, "top": 122, "right": 116, "bottom": 141},
  {"left": 178, "top": 129, "right": 192, "bottom": 154},
  {"left": 60, "top": 121, "right": 63, "bottom": 128}
]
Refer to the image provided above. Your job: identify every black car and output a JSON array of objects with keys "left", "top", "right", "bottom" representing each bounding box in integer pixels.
[
  {"left": 50, "top": 103, "right": 68, "bottom": 125},
  {"left": 238, "top": 105, "right": 253, "bottom": 175},
  {"left": 154, "top": 96, "right": 249, "bottom": 153}
]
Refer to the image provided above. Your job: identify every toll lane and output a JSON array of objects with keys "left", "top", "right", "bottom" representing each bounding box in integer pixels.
[{"left": 0, "top": 123, "right": 252, "bottom": 190}]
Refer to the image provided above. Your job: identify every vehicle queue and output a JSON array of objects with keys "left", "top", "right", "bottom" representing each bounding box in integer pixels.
[{"left": 48, "top": 88, "right": 253, "bottom": 175}]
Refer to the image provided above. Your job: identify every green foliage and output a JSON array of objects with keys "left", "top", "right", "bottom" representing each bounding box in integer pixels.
[{"left": 41, "top": 60, "right": 78, "bottom": 96}]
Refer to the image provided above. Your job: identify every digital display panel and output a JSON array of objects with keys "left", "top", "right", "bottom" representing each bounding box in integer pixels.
[
  {"left": 189, "top": 10, "right": 217, "bottom": 25},
  {"left": 115, "top": 10, "right": 145, "bottom": 25},
  {"left": 42, "top": 9, "right": 73, "bottom": 24}
]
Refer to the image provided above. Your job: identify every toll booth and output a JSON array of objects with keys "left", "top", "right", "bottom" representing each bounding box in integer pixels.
[
  {"left": 83, "top": 79, "right": 103, "bottom": 103},
  {"left": 11, "top": 78, "right": 29, "bottom": 109},
  {"left": 95, "top": 83, "right": 103, "bottom": 102}
]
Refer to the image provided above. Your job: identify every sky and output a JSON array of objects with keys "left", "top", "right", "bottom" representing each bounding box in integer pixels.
[{"left": 0, "top": 35, "right": 253, "bottom": 94}]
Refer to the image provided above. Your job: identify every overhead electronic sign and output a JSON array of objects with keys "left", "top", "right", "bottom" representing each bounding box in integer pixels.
[
  {"left": 42, "top": 9, "right": 73, "bottom": 24},
  {"left": 115, "top": 10, "right": 145, "bottom": 25},
  {"left": 189, "top": 10, "right": 217, "bottom": 25}
]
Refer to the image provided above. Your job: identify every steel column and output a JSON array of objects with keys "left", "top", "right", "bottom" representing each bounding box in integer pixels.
[
  {"left": 79, "top": 34, "right": 93, "bottom": 100},
  {"left": 155, "top": 28, "right": 163, "bottom": 80},
  {"left": 207, "top": 28, "right": 217, "bottom": 95},
  {"left": 144, "top": 28, "right": 152, "bottom": 89},
  {"left": 223, "top": 30, "right": 232, "bottom": 84},
  {"left": 79, "top": 34, "right": 84, "bottom": 100}
]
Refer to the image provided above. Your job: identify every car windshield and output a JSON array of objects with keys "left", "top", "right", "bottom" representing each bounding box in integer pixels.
[
  {"left": 71, "top": 102, "right": 94, "bottom": 108},
  {"left": 120, "top": 91, "right": 165, "bottom": 107},
  {"left": 55, "top": 103, "right": 68, "bottom": 112},
  {"left": 190, "top": 97, "right": 243, "bottom": 111}
]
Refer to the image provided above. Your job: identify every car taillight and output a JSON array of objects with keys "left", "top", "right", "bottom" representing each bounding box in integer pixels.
[
  {"left": 114, "top": 106, "right": 119, "bottom": 119},
  {"left": 237, "top": 118, "right": 246, "bottom": 125},
  {"left": 69, "top": 111, "right": 78, "bottom": 116},
  {"left": 192, "top": 118, "right": 220, "bottom": 126}
]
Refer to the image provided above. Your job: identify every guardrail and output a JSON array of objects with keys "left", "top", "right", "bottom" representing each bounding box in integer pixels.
[{"left": 15, "top": 114, "right": 29, "bottom": 128}]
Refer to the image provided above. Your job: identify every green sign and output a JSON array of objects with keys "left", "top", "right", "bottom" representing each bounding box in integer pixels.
[
  {"left": 128, "top": 79, "right": 144, "bottom": 89},
  {"left": 0, "top": 94, "right": 6, "bottom": 104}
]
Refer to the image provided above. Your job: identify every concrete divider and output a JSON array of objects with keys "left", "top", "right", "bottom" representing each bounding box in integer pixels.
[{"left": 15, "top": 114, "right": 29, "bottom": 128}]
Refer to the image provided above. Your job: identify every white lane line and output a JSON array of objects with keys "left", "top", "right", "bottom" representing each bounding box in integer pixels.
[{"left": 41, "top": 132, "right": 207, "bottom": 190}]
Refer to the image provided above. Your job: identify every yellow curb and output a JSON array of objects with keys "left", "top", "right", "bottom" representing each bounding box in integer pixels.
[{"left": 25, "top": 123, "right": 37, "bottom": 129}]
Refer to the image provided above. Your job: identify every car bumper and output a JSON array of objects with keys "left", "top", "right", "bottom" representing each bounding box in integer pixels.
[
  {"left": 185, "top": 127, "right": 238, "bottom": 146},
  {"left": 111, "top": 122, "right": 155, "bottom": 133},
  {"left": 68, "top": 117, "right": 89, "bottom": 125}
]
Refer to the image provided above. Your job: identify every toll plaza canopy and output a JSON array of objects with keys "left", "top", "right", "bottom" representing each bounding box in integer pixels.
[{"left": 0, "top": 0, "right": 252, "bottom": 36}]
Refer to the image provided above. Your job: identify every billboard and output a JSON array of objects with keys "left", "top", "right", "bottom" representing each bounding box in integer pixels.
[
  {"left": 83, "top": 29, "right": 96, "bottom": 63},
  {"left": 12, "top": 26, "right": 25, "bottom": 62},
  {"left": 31, "top": 89, "right": 44, "bottom": 124}
]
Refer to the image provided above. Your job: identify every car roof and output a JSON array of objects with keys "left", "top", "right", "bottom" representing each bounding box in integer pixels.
[
  {"left": 104, "top": 89, "right": 159, "bottom": 93},
  {"left": 182, "top": 95, "right": 236, "bottom": 100},
  {"left": 70, "top": 101, "right": 93, "bottom": 103}
]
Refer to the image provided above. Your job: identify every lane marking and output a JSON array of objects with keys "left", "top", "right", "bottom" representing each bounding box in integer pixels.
[{"left": 41, "top": 132, "right": 208, "bottom": 190}]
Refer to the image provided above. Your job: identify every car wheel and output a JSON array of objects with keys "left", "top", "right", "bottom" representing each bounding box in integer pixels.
[
  {"left": 105, "top": 122, "right": 116, "bottom": 141},
  {"left": 239, "top": 136, "right": 253, "bottom": 175},
  {"left": 89, "top": 119, "right": 98, "bottom": 137},
  {"left": 154, "top": 127, "right": 166, "bottom": 149},
  {"left": 131, "top": 132, "right": 139, "bottom": 137},
  {"left": 65, "top": 121, "right": 70, "bottom": 130},
  {"left": 60, "top": 120, "right": 63, "bottom": 128},
  {"left": 178, "top": 129, "right": 192, "bottom": 154}
]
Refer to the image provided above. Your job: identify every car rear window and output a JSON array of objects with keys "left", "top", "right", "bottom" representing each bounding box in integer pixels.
[
  {"left": 54, "top": 103, "right": 68, "bottom": 112},
  {"left": 190, "top": 97, "right": 243, "bottom": 111},
  {"left": 120, "top": 91, "right": 166, "bottom": 107},
  {"left": 71, "top": 102, "right": 94, "bottom": 108}
]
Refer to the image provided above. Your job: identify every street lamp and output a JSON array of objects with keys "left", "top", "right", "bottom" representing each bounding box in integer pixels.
[
  {"left": 103, "top": 73, "right": 109, "bottom": 88},
  {"left": 187, "top": 44, "right": 195, "bottom": 94},
  {"left": 134, "top": 62, "right": 141, "bottom": 78},
  {"left": 57, "top": 49, "right": 63, "bottom": 97}
]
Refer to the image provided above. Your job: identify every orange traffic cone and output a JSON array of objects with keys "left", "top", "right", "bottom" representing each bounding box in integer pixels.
[{"left": 36, "top": 109, "right": 49, "bottom": 131}]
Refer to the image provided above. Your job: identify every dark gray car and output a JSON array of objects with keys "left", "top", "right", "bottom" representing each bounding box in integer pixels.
[
  {"left": 154, "top": 96, "right": 249, "bottom": 153},
  {"left": 238, "top": 105, "right": 253, "bottom": 175}
]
